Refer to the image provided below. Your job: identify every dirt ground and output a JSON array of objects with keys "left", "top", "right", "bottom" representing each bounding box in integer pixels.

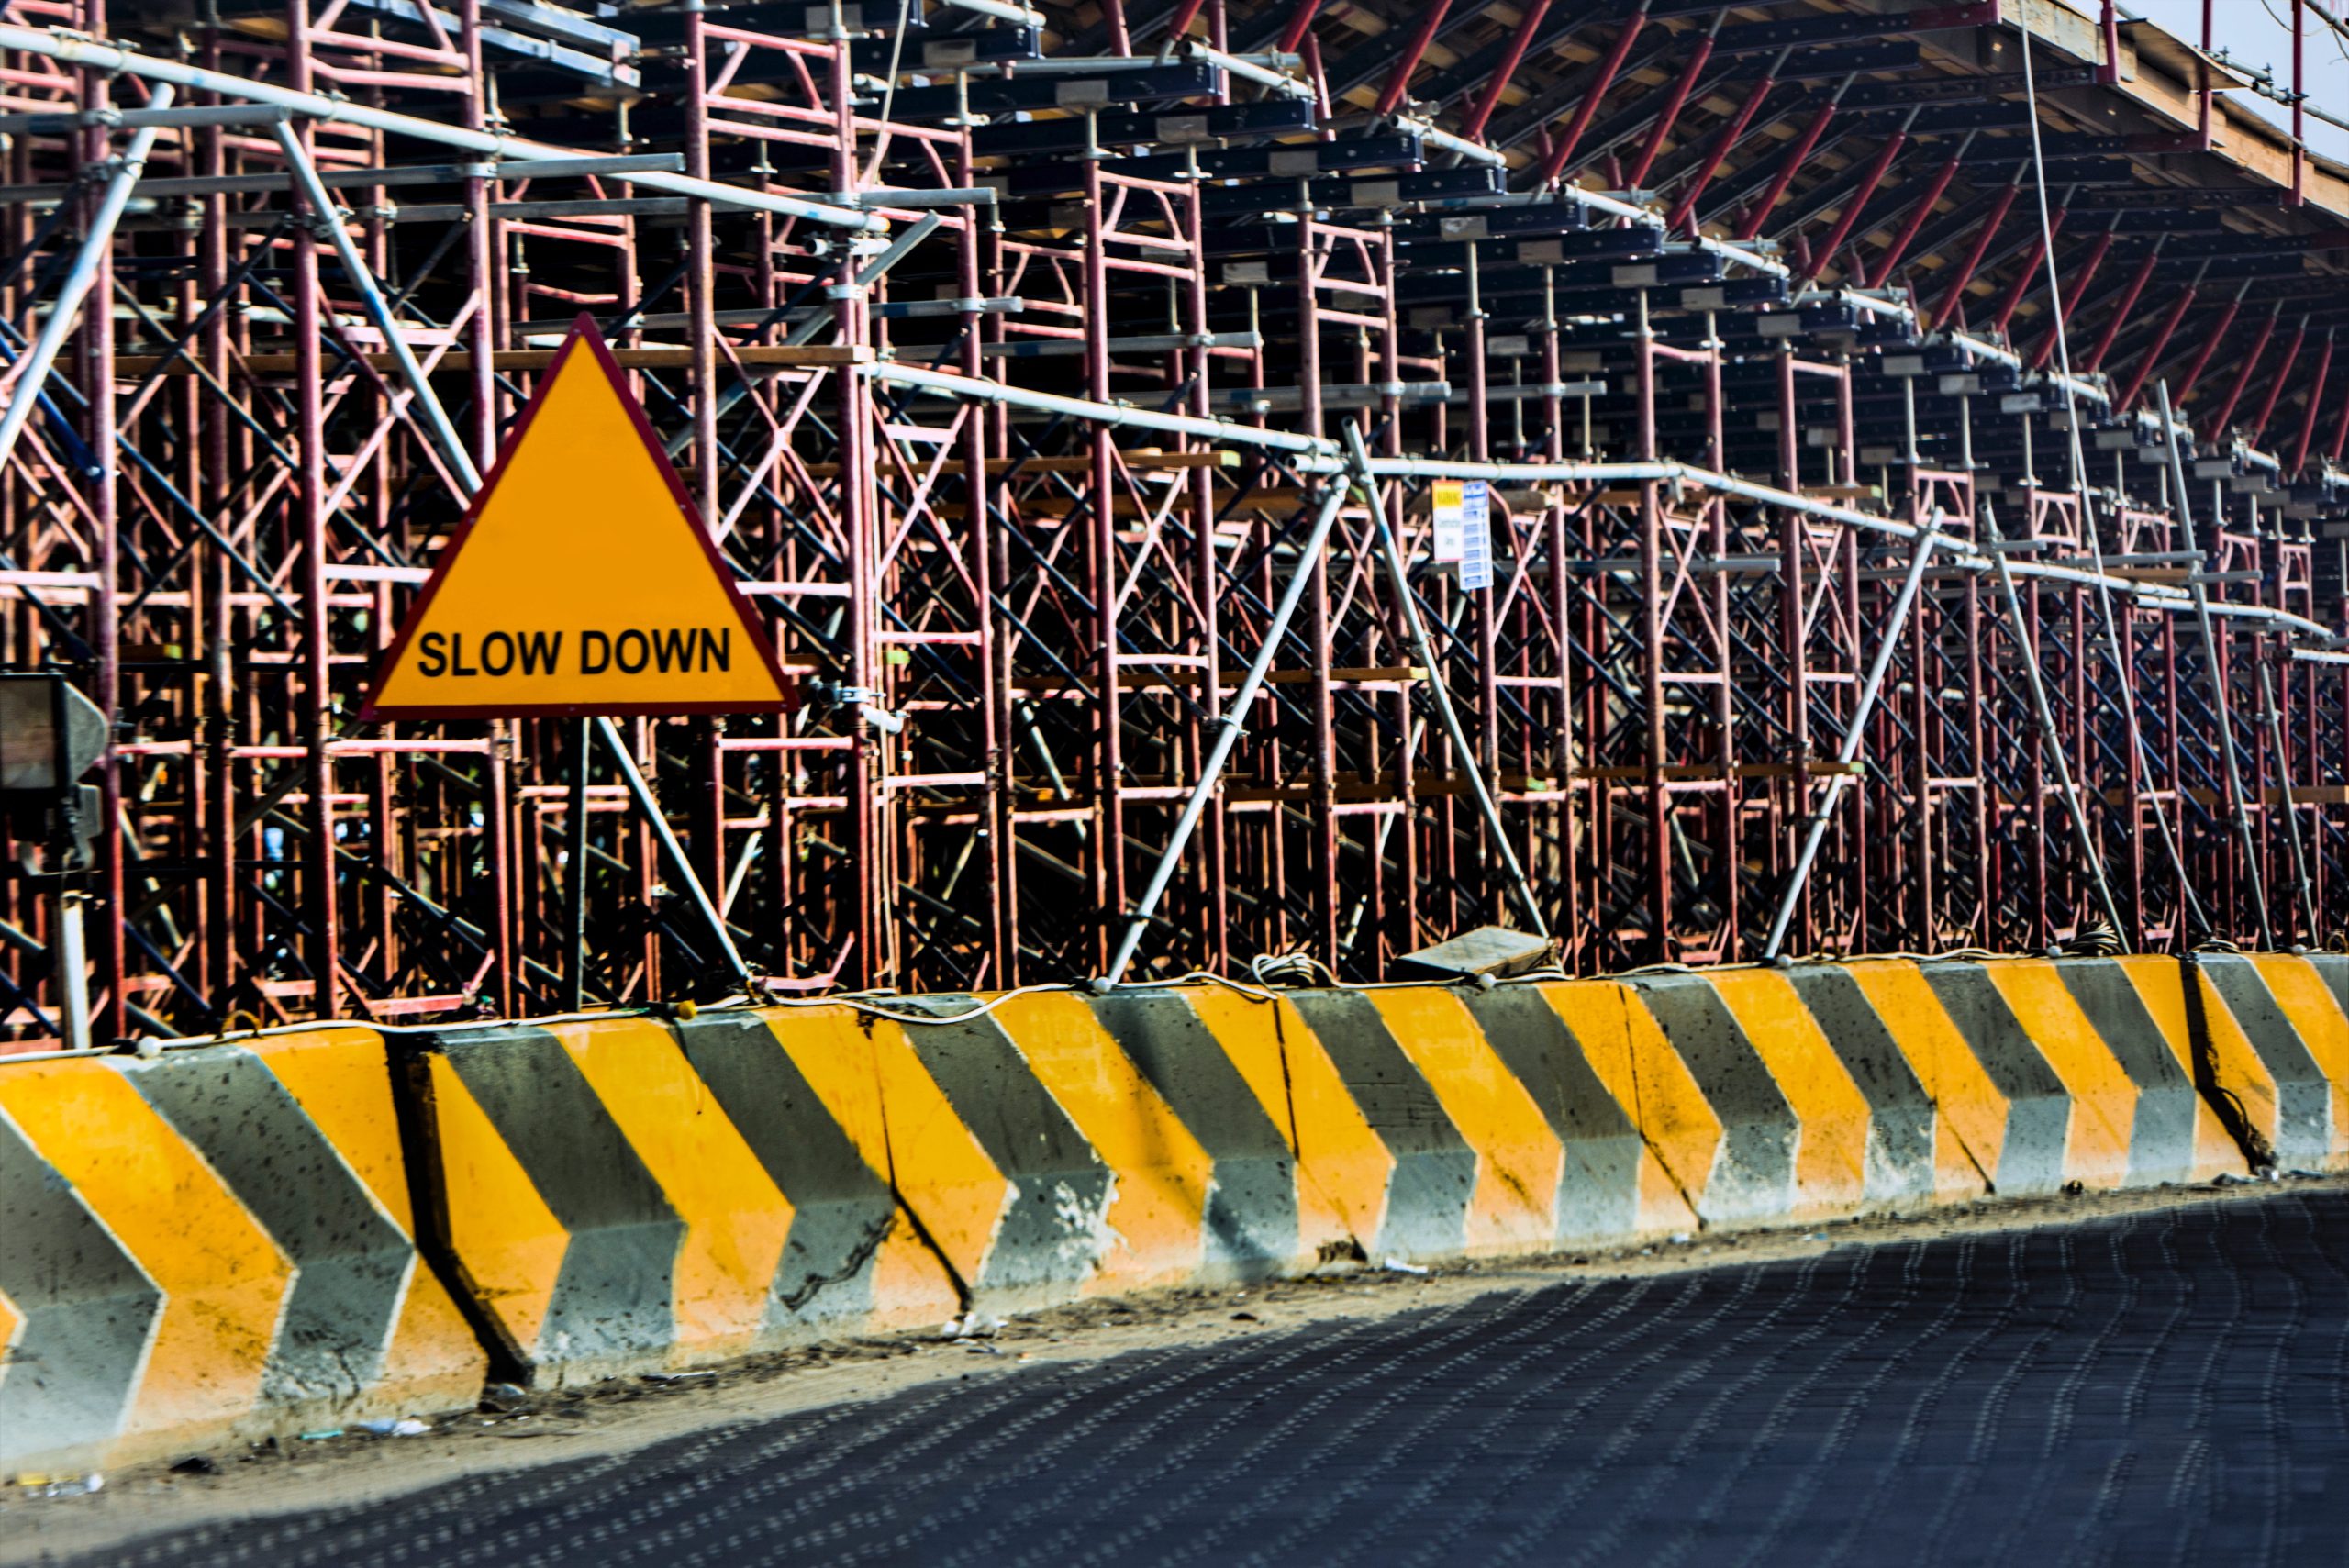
[{"left": 6, "top": 1173, "right": 2340, "bottom": 1566}]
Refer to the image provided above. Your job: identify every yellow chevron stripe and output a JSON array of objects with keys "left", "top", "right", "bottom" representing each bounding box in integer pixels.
[
  {"left": 1539, "top": 981, "right": 1717, "bottom": 1218},
  {"left": 373, "top": 1261, "right": 491, "bottom": 1403},
  {"left": 989, "top": 991, "right": 1215, "bottom": 1294},
  {"left": 1841, "top": 962, "right": 1997, "bottom": 1199},
  {"left": 1185, "top": 988, "right": 1379, "bottom": 1261},
  {"left": 1364, "top": 987, "right": 1562, "bottom": 1254},
  {"left": 426, "top": 1052, "right": 565, "bottom": 1359},
  {"left": 2252, "top": 955, "right": 2349, "bottom": 1165},
  {"left": 1979, "top": 961, "right": 2137, "bottom": 1189},
  {"left": 0, "top": 1284, "right": 22, "bottom": 1385},
  {"left": 0, "top": 1062, "right": 288, "bottom": 1443},
  {"left": 554, "top": 1018, "right": 794, "bottom": 1363},
  {"left": 748, "top": 1009, "right": 888, "bottom": 1163},
  {"left": 1705, "top": 970, "right": 1871, "bottom": 1217},
  {"left": 742, "top": 1011, "right": 960, "bottom": 1331},
  {"left": 257, "top": 1029, "right": 423, "bottom": 1229},
  {"left": 1264, "top": 996, "right": 1406, "bottom": 1251},
  {"left": 2190, "top": 966, "right": 2285, "bottom": 1158},
  {"left": 255, "top": 1031, "right": 486, "bottom": 1405},
  {"left": 1633, "top": 1151, "right": 1700, "bottom": 1236},
  {"left": 864, "top": 1014, "right": 1011, "bottom": 1295},
  {"left": 2110, "top": 957, "right": 2245, "bottom": 1182}
]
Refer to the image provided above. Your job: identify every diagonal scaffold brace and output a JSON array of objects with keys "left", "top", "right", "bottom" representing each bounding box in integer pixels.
[
  {"left": 272, "top": 125, "right": 754, "bottom": 994},
  {"left": 1101, "top": 422, "right": 1548, "bottom": 988}
]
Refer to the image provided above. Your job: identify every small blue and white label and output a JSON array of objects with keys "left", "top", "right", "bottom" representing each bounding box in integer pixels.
[{"left": 1457, "top": 481, "right": 1493, "bottom": 591}]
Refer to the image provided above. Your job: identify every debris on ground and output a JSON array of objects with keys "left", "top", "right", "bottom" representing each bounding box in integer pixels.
[{"left": 479, "top": 1383, "right": 529, "bottom": 1415}]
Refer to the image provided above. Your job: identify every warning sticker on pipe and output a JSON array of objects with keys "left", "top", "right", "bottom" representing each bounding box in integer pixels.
[{"left": 361, "top": 316, "right": 793, "bottom": 720}]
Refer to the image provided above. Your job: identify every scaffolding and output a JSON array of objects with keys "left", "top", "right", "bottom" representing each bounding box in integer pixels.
[{"left": 1, "top": 0, "right": 2343, "bottom": 1042}]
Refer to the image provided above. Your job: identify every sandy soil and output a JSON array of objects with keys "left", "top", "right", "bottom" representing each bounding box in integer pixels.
[{"left": 6, "top": 1173, "right": 2339, "bottom": 1565}]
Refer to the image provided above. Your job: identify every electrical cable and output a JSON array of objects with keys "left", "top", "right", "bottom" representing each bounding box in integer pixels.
[{"left": 750, "top": 981, "right": 1087, "bottom": 1025}]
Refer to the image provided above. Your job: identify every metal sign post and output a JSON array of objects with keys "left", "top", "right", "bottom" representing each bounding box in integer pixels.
[
  {"left": 1, "top": 673, "right": 110, "bottom": 1047},
  {"left": 360, "top": 317, "right": 794, "bottom": 996}
]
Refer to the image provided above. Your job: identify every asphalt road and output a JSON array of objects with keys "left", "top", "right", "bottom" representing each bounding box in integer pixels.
[{"left": 62, "top": 1186, "right": 2349, "bottom": 1567}]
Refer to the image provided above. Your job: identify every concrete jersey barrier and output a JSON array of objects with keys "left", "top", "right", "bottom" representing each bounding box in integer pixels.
[
  {"left": 0, "top": 1029, "right": 484, "bottom": 1475},
  {"left": 0, "top": 953, "right": 2325, "bottom": 1476},
  {"left": 399, "top": 1014, "right": 958, "bottom": 1386},
  {"left": 2188, "top": 952, "right": 2349, "bottom": 1173},
  {"left": 1901, "top": 955, "right": 2242, "bottom": 1194}
]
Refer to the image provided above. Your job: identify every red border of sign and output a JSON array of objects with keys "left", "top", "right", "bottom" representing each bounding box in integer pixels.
[{"left": 358, "top": 314, "right": 797, "bottom": 722}]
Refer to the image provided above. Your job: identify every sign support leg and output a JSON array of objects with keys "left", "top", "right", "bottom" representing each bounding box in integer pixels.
[
  {"left": 596, "top": 717, "right": 754, "bottom": 994},
  {"left": 567, "top": 717, "right": 592, "bottom": 1011},
  {"left": 56, "top": 892, "right": 91, "bottom": 1052}
]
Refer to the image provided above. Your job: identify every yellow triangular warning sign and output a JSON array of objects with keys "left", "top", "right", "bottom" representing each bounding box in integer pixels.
[{"left": 362, "top": 317, "right": 793, "bottom": 721}]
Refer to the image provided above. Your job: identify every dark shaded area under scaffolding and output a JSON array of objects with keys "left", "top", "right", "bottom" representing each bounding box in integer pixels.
[{"left": 0, "top": 0, "right": 2343, "bottom": 1041}]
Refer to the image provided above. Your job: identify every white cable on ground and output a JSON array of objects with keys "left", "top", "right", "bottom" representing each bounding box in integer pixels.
[{"left": 756, "top": 982, "right": 1085, "bottom": 1024}]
